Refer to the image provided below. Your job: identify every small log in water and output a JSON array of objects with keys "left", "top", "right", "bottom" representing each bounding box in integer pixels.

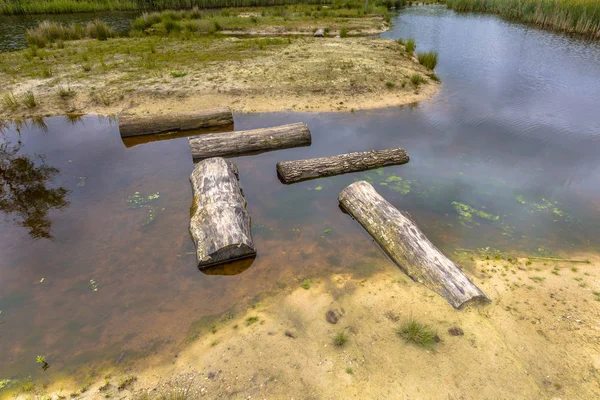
[
  {"left": 276, "top": 148, "right": 410, "bottom": 183},
  {"left": 189, "top": 122, "right": 311, "bottom": 161},
  {"left": 119, "top": 107, "right": 233, "bottom": 138},
  {"left": 189, "top": 157, "right": 256, "bottom": 269},
  {"left": 339, "top": 181, "right": 490, "bottom": 309}
]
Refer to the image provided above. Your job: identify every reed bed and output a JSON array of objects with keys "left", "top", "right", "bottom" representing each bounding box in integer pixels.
[
  {"left": 446, "top": 0, "right": 600, "bottom": 38},
  {"left": 0, "top": 0, "right": 331, "bottom": 15},
  {"left": 26, "top": 20, "right": 116, "bottom": 48}
]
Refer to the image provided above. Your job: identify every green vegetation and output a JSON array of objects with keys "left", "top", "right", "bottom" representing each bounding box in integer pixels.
[
  {"left": 404, "top": 37, "right": 416, "bottom": 54},
  {"left": 385, "top": 81, "right": 395, "bottom": 88},
  {"left": 410, "top": 73, "right": 426, "bottom": 87},
  {"left": 26, "top": 20, "right": 116, "bottom": 48},
  {"left": 446, "top": 0, "right": 600, "bottom": 38},
  {"left": 397, "top": 318, "right": 438, "bottom": 347},
  {"left": 246, "top": 316, "right": 260, "bottom": 325},
  {"left": 333, "top": 329, "right": 348, "bottom": 346},
  {"left": 300, "top": 278, "right": 312, "bottom": 289},
  {"left": 345, "top": 367, "right": 354, "bottom": 374},
  {"left": 593, "top": 291, "right": 600, "bottom": 301},
  {"left": 22, "top": 91, "right": 36, "bottom": 108},
  {"left": 452, "top": 201, "right": 499, "bottom": 226},
  {"left": 2, "top": 92, "right": 18, "bottom": 111},
  {"left": 417, "top": 50, "right": 438, "bottom": 69},
  {"left": 117, "top": 375, "right": 137, "bottom": 391}
]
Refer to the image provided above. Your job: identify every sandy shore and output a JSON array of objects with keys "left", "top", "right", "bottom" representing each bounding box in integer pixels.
[
  {"left": 16, "top": 250, "right": 600, "bottom": 399},
  {"left": 0, "top": 36, "right": 439, "bottom": 118}
]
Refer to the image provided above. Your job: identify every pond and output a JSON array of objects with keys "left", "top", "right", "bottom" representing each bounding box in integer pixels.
[{"left": 2, "top": 4, "right": 600, "bottom": 390}]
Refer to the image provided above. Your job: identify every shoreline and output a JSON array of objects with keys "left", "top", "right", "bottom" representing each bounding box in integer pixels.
[
  {"left": 7, "top": 249, "right": 600, "bottom": 399},
  {"left": 0, "top": 35, "right": 440, "bottom": 118}
]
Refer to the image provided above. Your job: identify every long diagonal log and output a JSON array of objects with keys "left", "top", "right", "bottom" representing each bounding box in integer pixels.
[
  {"left": 189, "top": 157, "right": 256, "bottom": 269},
  {"left": 119, "top": 107, "right": 233, "bottom": 137},
  {"left": 277, "top": 148, "right": 409, "bottom": 183},
  {"left": 339, "top": 181, "right": 490, "bottom": 309},
  {"left": 189, "top": 122, "right": 311, "bottom": 161}
]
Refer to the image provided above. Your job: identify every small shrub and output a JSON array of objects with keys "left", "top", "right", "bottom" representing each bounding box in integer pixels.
[
  {"left": 41, "top": 65, "right": 52, "bottom": 78},
  {"left": 417, "top": 50, "right": 438, "bottom": 69},
  {"left": 397, "top": 318, "right": 437, "bottom": 347},
  {"left": 2, "top": 92, "right": 19, "bottom": 110},
  {"left": 340, "top": 26, "right": 348, "bottom": 38},
  {"left": 300, "top": 278, "right": 312, "bottom": 290},
  {"left": 117, "top": 376, "right": 137, "bottom": 391},
  {"left": 345, "top": 367, "right": 353, "bottom": 374},
  {"left": 405, "top": 37, "right": 416, "bottom": 55},
  {"left": 410, "top": 73, "right": 425, "bottom": 87},
  {"left": 426, "top": 73, "right": 440, "bottom": 82},
  {"left": 333, "top": 330, "right": 348, "bottom": 346},
  {"left": 82, "top": 62, "right": 92, "bottom": 72},
  {"left": 22, "top": 91, "right": 37, "bottom": 108},
  {"left": 171, "top": 71, "right": 187, "bottom": 78},
  {"left": 246, "top": 316, "right": 260, "bottom": 326},
  {"left": 385, "top": 81, "right": 395, "bottom": 89},
  {"left": 163, "top": 18, "right": 182, "bottom": 34}
]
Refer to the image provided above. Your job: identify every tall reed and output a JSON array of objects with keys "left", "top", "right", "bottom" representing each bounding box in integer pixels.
[{"left": 446, "top": 0, "right": 600, "bottom": 38}]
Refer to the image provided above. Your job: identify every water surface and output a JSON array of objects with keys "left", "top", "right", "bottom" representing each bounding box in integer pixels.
[{"left": 2, "top": 5, "right": 600, "bottom": 389}]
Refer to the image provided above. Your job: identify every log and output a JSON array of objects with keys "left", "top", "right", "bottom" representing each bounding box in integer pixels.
[
  {"left": 119, "top": 107, "right": 233, "bottom": 138},
  {"left": 189, "top": 157, "right": 256, "bottom": 269},
  {"left": 189, "top": 122, "right": 311, "bottom": 161},
  {"left": 339, "top": 181, "right": 490, "bottom": 309},
  {"left": 277, "top": 148, "right": 410, "bottom": 183},
  {"left": 122, "top": 125, "right": 234, "bottom": 148}
]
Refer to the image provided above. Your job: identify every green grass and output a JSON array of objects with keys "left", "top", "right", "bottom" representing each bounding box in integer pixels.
[
  {"left": 417, "top": 50, "right": 438, "bottom": 69},
  {"left": 300, "top": 278, "right": 312, "bottom": 289},
  {"left": 385, "top": 81, "right": 395, "bottom": 88},
  {"left": 117, "top": 375, "right": 137, "bottom": 391},
  {"left": 246, "top": 316, "right": 260, "bottom": 325},
  {"left": 446, "top": 0, "right": 600, "bottom": 38},
  {"left": 410, "top": 73, "right": 426, "bottom": 87},
  {"left": 333, "top": 330, "right": 348, "bottom": 346},
  {"left": 22, "top": 91, "right": 37, "bottom": 108},
  {"left": 404, "top": 37, "right": 416, "bottom": 54},
  {"left": 397, "top": 318, "right": 437, "bottom": 347},
  {"left": 26, "top": 20, "right": 115, "bottom": 48},
  {"left": 2, "top": 92, "right": 19, "bottom": 110}
]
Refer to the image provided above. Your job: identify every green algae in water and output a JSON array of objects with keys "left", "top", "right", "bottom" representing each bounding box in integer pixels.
[
  {"left": 452, "top": 202, "right": 499, "bottom": 225},
  {"left": 515, "top": 194, "right": 567, "bottom": 218},
  {"left": 127, "top": 191, "right": 160, "bottom": 208}
]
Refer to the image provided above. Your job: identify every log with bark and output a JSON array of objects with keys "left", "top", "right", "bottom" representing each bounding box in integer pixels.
[
  {"left": 119, "top": 107, "right": 233, "bottom": 138},
  {"left": 189, "top": 122, "right": 311, "bottom": 161},
  {"left": 189, "top": 157, "right": 256, "bottom": 269},
  {"left": 122, "top": 125, "right": 234, "bottom": 148},
  {"left": 276, "top": 148, "right": 410, "bottom": 183},
  {"left": 339, "top": 181, "right": 490, "bottom": 309}
]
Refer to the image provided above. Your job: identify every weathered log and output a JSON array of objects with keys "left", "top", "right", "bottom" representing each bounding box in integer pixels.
[
  {"left": 189, "top": 157, "right": 256, "bottom": 269},
  {"left": 121, "top": 125, "right": 234, "bottom": 148},
  {"left": 189, "top": 122, "right": 311, "bottom": 161},
  {"left": 119, "top": 107, "right": 233, "bottom": 138},
  {"left": 339, "top": 181, "right": 490, "bottom": 309},
  {"left": 277, "top": 148, "right": 410, "bottom": 183}
]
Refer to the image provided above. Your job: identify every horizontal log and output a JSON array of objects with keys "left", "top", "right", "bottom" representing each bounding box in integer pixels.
[
  {"left": 276, "top": 148, "right": 410, "bottom": 183},
  {"left": 339, "top": 181, "right": 490, "bottom": 309},
  {"left": 189, "top": 122, "right": 311, "bottom": 161},
  {"left": 122, "top": 125, "right": 234, "bottom": 148},
  {"left": 189, "top": 157, "right": 256, "bottom": 269},
  {"left": 119, "top": 107, "right": 233, "bottom": 138}
]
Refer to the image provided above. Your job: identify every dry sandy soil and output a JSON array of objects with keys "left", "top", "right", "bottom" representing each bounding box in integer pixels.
[
  {"left": 0, "top": 36, "right": 439, "bottom": 118},
  {"left": 17, "top": 251, "right": 600, "bottom": 400}
]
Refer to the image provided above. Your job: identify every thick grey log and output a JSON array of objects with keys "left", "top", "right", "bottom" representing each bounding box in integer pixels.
[
  {"left": 339, "top": 181, "right": 490, "bottom": 309},
  {"left": 189, "top": 157, "right": 256, "bottom": 269},
  {"left": 119, "top": 107, "right": 233, "bottom": 137},
  {"left": 189, "top": 122, "right": 311, "bottom": 161},
  {"left": 277, "top": 148, "right": 410, "bottom": 183}
]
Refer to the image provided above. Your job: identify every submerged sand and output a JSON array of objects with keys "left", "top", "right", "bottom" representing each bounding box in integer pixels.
[
  {"left": 20, "top": 251, "right": 600, "bottom": 399},
  {"left": 0, "top": 37, "right": 439, "bottom": 118}
]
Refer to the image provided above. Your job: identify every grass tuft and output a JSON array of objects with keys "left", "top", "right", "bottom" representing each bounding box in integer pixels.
[
  {"left": 21, "top": 91, "right": 36, "bottom": 108},
  {"left": 333, "top": 329, "right": 348, "bottom": 346},
  {"left": 2, "top": 92, "right": 19, "bottom": 110},
  {"left": 300, "top": 278, "right": 312, "bottom": 290},
  {"left": 410, "top": 73, "right": 426, "bottom": 87},
  {"left": 417, "top": 50, "right": 438, "bottom": 69},
  {"left": 404, "top": 37, "right": 416, "bottom": 55},
  {"left": 397, "top": 318, "right": 437, "bottom": 347}
]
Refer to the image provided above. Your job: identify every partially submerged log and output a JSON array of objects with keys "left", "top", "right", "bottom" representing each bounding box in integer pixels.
[
  {"left": 339, "top": 181, "right": 490, "bottom": 309},
  {"left": 277, "top": 148, "right": 410, "bottom": 183},
  {"left": 189, "top": 122, "right": 311, "bottom": 161},
  {"left": 122, "top": 125, "right": 234, "bottom": 148},
  {"left": 119, "top": 107, "right": 233, "bottom": 138},
  {"left": 189, "top": 157, "right": 256, "bottom": 269}
]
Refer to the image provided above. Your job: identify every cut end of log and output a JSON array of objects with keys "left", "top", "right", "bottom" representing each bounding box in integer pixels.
[
  {"left": 197, "top": 243, "right": 257, "bottom": 269},
  {"left": 119, "top": 107, "right": 233, "bottom": 138}
]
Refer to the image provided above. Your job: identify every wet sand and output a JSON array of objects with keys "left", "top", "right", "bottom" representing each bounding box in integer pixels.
[{"left": 21, "top": 251, "right": 600, "bottom": 399}]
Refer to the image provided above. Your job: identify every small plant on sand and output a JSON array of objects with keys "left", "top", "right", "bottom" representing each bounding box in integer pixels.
[
  {"left": 345, "top": 367, "right": 353, "bottom": 374},
  {"left": 571, "top": 266, "right": 578, "bottom": 272},
  {"left": 2, "top": 92, "right": 18, "bottom": 110},
  {"left": 86, "top": 20, "right": 115, "bottom": 41},
  {"left": 246, "top": 316, "right": 260, "bottom": 326},
  {"left": 340, "top": 26, "right": 348, "bottom": 38},
  {"left": 397, "top": 318, "right": 437, "bottom": 347},
  {"left": 58, "top": 86, "right": 75, "bottom": 99},
  {"left": 36, "top": 355, "right": 50, "bottom": 371},
  {"left": 300, "top": 278, "right": 312, "bottom": 290},
  {"left": 593, "top": 291, "right": 600, "bottom": 301},
  {"left": 410, "top": 73, "right": 425, "bottom": 87},
  {"left": 427, "top": 73, "right": 440, "bottom": 82},
  {"left": 210, "top": 339, "right": 218, "bottom": 347},
  {"left": 333, "top": 329, "right": 348, "bottom": 346},
  {"left": 417, "top": 50, "right": 438, "bottom": 69},
  {"left": 405, "top": 37, "right": 416, "bottom": 55},
  {"left": 117, "top": 376, "right": 137, "bottom": 391},
  {"left": 385, "top": 81, "right": 395, "bottom": 89},
  {"left": 22, "top": 91, "right": 37, "bottom": 108},
  {"left": 171, "top": 71, "right": 187, "bottom": 78}
]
